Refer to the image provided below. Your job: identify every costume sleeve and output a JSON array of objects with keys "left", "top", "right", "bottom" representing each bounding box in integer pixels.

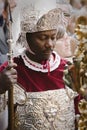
[
  {"left": 0, "top": 62, "right": 8, "bottom": 72},
  {"left": 0, "top": 67, "right": 8, "bottom": 116},
  {"left": 0, "top": 62, "right": 8, "bottom": 94}
]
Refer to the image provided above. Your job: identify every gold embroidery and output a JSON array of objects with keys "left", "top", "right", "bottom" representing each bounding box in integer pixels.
[{"left": 15, "top": 88, "right": 76, "bottom": 130}]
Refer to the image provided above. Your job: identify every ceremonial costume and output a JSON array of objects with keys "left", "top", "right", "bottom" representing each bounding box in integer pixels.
[
  {"left": 0, "top": 5, "right": 81, "bottom": 130},
  {"left": 13, "top": 51, "right": 78, "bottom": 130}
]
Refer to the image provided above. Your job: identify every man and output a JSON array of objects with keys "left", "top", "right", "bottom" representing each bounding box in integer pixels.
[{"left": 0, "top": 7, "right": 81, "bottom": 130}]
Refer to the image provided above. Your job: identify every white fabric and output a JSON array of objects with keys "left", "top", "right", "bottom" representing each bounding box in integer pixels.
[{"left": 21, "top": 51, "right": 60, "bottom": 72}]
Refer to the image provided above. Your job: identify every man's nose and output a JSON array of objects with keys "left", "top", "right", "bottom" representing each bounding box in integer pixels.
[{"left": 45, "top": 39, "right": 53, "bottom": 48}]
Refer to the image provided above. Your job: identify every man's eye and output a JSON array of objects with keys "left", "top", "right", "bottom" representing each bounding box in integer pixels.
[
  {"left": 51, "top": 37, "right": 56, "bottom": 40},
  {"left": 39, "top": 36, "right": 46, "bottom": 40}
]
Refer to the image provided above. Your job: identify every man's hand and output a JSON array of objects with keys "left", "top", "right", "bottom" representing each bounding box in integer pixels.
[{"left": 0, "top": 63, "right": 17, "bottom": 94}]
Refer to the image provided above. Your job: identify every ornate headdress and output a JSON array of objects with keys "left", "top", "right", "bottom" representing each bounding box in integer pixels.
[
  {"left": 47, "top": 8, "right": 67, "bottom": 28},
  {"left": 36, "top": 8, "right": 63, "bottom": 32},
  {"left": 20, "top": 7, "right": 63, "bottom": 34}
]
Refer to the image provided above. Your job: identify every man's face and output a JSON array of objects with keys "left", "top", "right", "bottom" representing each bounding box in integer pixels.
[{"left": 26, "top": 29, "right": 57, "bottom": 60}]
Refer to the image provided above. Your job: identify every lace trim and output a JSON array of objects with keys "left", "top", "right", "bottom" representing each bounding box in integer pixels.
[{"left": 21, "top": 51, "right": 60, "bottom": 72}]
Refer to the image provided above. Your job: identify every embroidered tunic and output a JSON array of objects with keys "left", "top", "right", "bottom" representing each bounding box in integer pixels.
[{"left": 0, "top": 51, "right": 79, "bottom": 130}]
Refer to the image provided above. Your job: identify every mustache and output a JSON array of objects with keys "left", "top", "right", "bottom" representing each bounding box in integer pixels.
[{"left": 43, "top": 48, "right": 53, "bottom": 53}]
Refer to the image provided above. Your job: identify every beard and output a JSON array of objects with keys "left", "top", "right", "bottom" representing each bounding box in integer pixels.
[{"left": 36, "top": 49, "right": 53, "bottom": 61}]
